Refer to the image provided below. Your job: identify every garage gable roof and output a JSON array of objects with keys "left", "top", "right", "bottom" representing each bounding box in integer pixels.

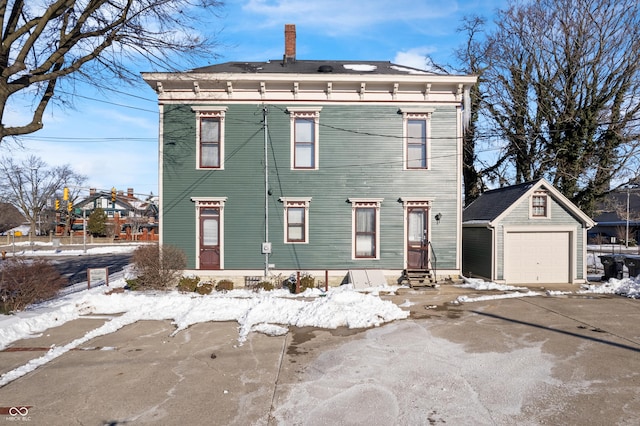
[{"left": 463, "top": 178, "right": 595, "bottom": 228}]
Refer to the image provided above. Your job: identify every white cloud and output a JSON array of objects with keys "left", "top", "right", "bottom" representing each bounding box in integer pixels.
[
  {"left": 241, "top": 0, "right": 459, "bottom": 34},
  {"left": 393, "top": 47, "right": 437, "bottom": 71}
]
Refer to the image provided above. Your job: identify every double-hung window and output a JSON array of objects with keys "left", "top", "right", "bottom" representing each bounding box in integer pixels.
[
  {"left": 287, "top": 107, "right": 321, "bottom": 170},
  {"left": 280, "top": 197, "right": 311, "bottom": 243},
  {"left": 531, "top": 192, "right": 549, "bottom": 218},
  {"left": 192, "top": 106, "right": 227, "bottom": 169},
  {"left": 401, "top": 108, "right": 434, "bottom": 170},
  {"left": 349, "top": 198, "right": 383, "bottom": 259}
]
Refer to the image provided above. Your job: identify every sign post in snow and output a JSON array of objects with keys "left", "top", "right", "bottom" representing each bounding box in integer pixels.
[{"left": 87, "top": 267, "right": 109, "bottom": 289}]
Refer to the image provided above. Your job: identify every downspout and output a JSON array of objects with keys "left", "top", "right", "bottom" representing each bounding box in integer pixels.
[
  {"left": 264, "top": 106, "right": 270, "bottom": 276},
  {"left": 463, "top": 85, "right": 471, "bottom": 130}
]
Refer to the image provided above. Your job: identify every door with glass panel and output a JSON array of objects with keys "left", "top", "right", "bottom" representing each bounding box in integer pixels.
[
  {"left": 199, "top": 207, "right": 220, "bottom": 269},
  {"left": 407, "top": 207, "right": 429, "bottom": 269}
]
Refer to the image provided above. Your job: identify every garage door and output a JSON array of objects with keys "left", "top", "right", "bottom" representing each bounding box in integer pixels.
[{"left": 505, "top": 232, "right": 570, "bottom": 284}]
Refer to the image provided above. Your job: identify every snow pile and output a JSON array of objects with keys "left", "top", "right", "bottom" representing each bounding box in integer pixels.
[
  {"left": 579, "top": 277, "right": 640, "bottom": 298},
  {"left": 343, "top": 64, "right": 377, "bottom": 72},
  {"left": 4, "top": 242, "right": 144, "bottom": 257},
  {"left": 457, "top": 276, "right": 524, "bottom": 291},
  {"left": 454, "top": 276, "right": 542, "bottom": 303},
  {"left": 1, "top": 283, "right": 409, "bottom": 351},
  {"left": 0, "top": 279, "right": 409, "bottom": 387},
  {"left": 456, "top": 275, "right": 640, "bottom": 302}
]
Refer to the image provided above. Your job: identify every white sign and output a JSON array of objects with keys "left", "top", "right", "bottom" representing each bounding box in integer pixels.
[{"left": 88, "top": 267, "right": 109, "bottom": 288}]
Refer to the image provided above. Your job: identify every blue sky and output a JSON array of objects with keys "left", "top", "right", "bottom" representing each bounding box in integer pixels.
[{"left": 9, "top": 0, "right": 506, "bottom": 199}]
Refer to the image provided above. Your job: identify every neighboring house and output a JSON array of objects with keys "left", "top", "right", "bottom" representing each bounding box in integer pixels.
[
  {"left": 65, "top": 188, "right": 159, "bottom": 241},
  {"left": 0, "top": 202, "right": 27, "bottom": 235},
  {"left": 589, "top": 189, "right": 640, "bottom": 245},
  {"left": 142, "top": 24, "right": 477, "bottom": 285},
  {"left": 462, "top": 178, "right": 595, "bottom": 285}
]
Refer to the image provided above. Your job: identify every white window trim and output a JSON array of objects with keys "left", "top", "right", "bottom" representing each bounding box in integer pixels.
[
  {"left": 280, "top": 197, "right": 312, "bottom": 244},
  {"left": 530, "top": 192, "right": 551, "bottom": 219},
  {"left": 348, "top": 198, "right": 383, "bottom": 260},
  {"left": 192, "top": 106, "right": 227, "bottom": 170},
  {"left": 191, "top": 197, "right": 227, "bottom": 269},
  {"left": 400, "top": 108, "right": 434, "bottom": 171},
  {"left": 288, "top": 107, "right": 322, "bottom": 170}
]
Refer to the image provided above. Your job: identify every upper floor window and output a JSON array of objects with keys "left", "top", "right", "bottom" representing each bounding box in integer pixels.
[
  {"left": 287, "top": 107, "right": 321, "bottom": 170},
  {"left": 280, "top": 197, "right": 311, "bottom": 243},
  {"left": 192, "top": 106, "right": 227, "bottom": 170},
  {"left": 531, "top": 192, "right": 549, "bottom": 218},
  {"left": 349, "top": 198, "right": 383, "bottom": 259},
  {"left": 401, "top": 108, "right": 434, "bottom": 170}
]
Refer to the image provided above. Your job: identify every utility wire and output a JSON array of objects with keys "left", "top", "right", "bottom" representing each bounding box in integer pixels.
[{"left": 56, "top": 89, "right": 158, "bottom": 113}]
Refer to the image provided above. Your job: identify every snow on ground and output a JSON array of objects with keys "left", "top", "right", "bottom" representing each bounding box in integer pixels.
[
  {"left": 2, "top": 241, "right": 144, "bottom": 257},
  {"left": 0, "top": 244, "right": 638, "bottom": 388}
]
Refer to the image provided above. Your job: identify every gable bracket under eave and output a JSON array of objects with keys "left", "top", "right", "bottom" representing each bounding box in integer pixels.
[
  {"left": 293, "top": 81, "right": 299, "bottom": 99},
  {"left": 359, "top": 82, "right": 366, "bottom": 100},
  {"left": 226, "top": 81, "right": 233, "bottom": 97},
  {"left": 424, "top": 83, "right": 431, "bottom": 101},
  {"left": 193, "top": 81, "right": 200, "bottom": 94},
  {"left": 326, "top": 82, "right": 332, "bottom": 99},
  {"left": 260, "top": 81, "right": 266, "bottom": 98},
  {"left": 392, "top": 83, "right": 399, "bottom": 100}
]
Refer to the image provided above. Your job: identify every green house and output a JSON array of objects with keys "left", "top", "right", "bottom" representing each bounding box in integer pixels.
[{"left": 142, "top": 25, "right": 477, "bottom": 287}]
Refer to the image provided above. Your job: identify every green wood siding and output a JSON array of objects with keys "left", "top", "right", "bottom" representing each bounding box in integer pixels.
[
  {"left": 162, "top": 103, "right": 460, "bottom": 271},
  {"left": 462, "top": 227, "right": 493, "bottom": 280}
]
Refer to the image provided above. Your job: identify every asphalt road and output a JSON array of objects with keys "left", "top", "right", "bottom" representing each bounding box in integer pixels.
[
  {"left": 48, "top": 254, "right": 132, "bottom": 285},
  {"left": 0, "top": 287, "right": 638, "bottom": 425}
]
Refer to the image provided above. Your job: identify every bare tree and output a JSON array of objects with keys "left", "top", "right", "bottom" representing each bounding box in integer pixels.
[
  {"left": 455, "top": 16, "right": 493, "bottom": 205},
  {"left": 0, "top": 155, "right": 86, "bottom": 235},
  {"left": 0, "top": 0, "right": 223, "bottom": 141},
  {"left": 468, "top": 0, "right": 640, "bottom": 214}
]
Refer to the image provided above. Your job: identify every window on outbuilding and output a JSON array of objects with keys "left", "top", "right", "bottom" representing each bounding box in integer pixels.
[{"left": 532, "top": 193, "right": 549, "bottom": 217}]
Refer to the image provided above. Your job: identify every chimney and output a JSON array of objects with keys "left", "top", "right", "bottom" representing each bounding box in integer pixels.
[
  {"left": 89, "top": 188, "right": 96, "bottom": 196},
  {"left": 127, "top": 188, "right": 134, "bottom": 198},
  {"left": 284, "top": 24, "right": 296, "bottom": 63}
]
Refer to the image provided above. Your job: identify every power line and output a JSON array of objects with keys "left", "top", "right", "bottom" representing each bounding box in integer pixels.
[
  {"left": 56, "top": 90, "right": 158, "bottom": 113},
  {"left": 15, "top": 135, "right": 155, "bottom": 143}
]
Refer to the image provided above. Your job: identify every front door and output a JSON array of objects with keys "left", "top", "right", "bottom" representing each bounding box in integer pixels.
[
  {"left": 407, "top": 207, "right": 429, "bottom": 269},
  {"left": 199, "top": 207, "right": 220, "bottom": 270}
]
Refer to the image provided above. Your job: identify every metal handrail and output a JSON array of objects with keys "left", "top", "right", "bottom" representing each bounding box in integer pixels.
[{"left": 428, "top": 241, "right": 438, "bottom": 283}]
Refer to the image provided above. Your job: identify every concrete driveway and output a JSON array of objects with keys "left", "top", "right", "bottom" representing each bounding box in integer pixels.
[{"left": 0, "top": 286, "right": 639, "bottom": 425}]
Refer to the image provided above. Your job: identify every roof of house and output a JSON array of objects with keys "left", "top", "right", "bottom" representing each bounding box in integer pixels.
[
  {"left": 189, "top": 60, "right": 438, "bottom": 76},
  {"left": 76, "top": 191, "right": 136, "bottom": 212},
  {"left": 142, "top": 25, "right": 477, "bottom": 98},
  {"left": 589, "top": 189, "right": 640, "bottom": 226},
  {"left": 463, "top": 178, "right": 595, "bottom": 227},
  {"left": 463, "top": 180, "right": 541, "bottom": 222}
]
